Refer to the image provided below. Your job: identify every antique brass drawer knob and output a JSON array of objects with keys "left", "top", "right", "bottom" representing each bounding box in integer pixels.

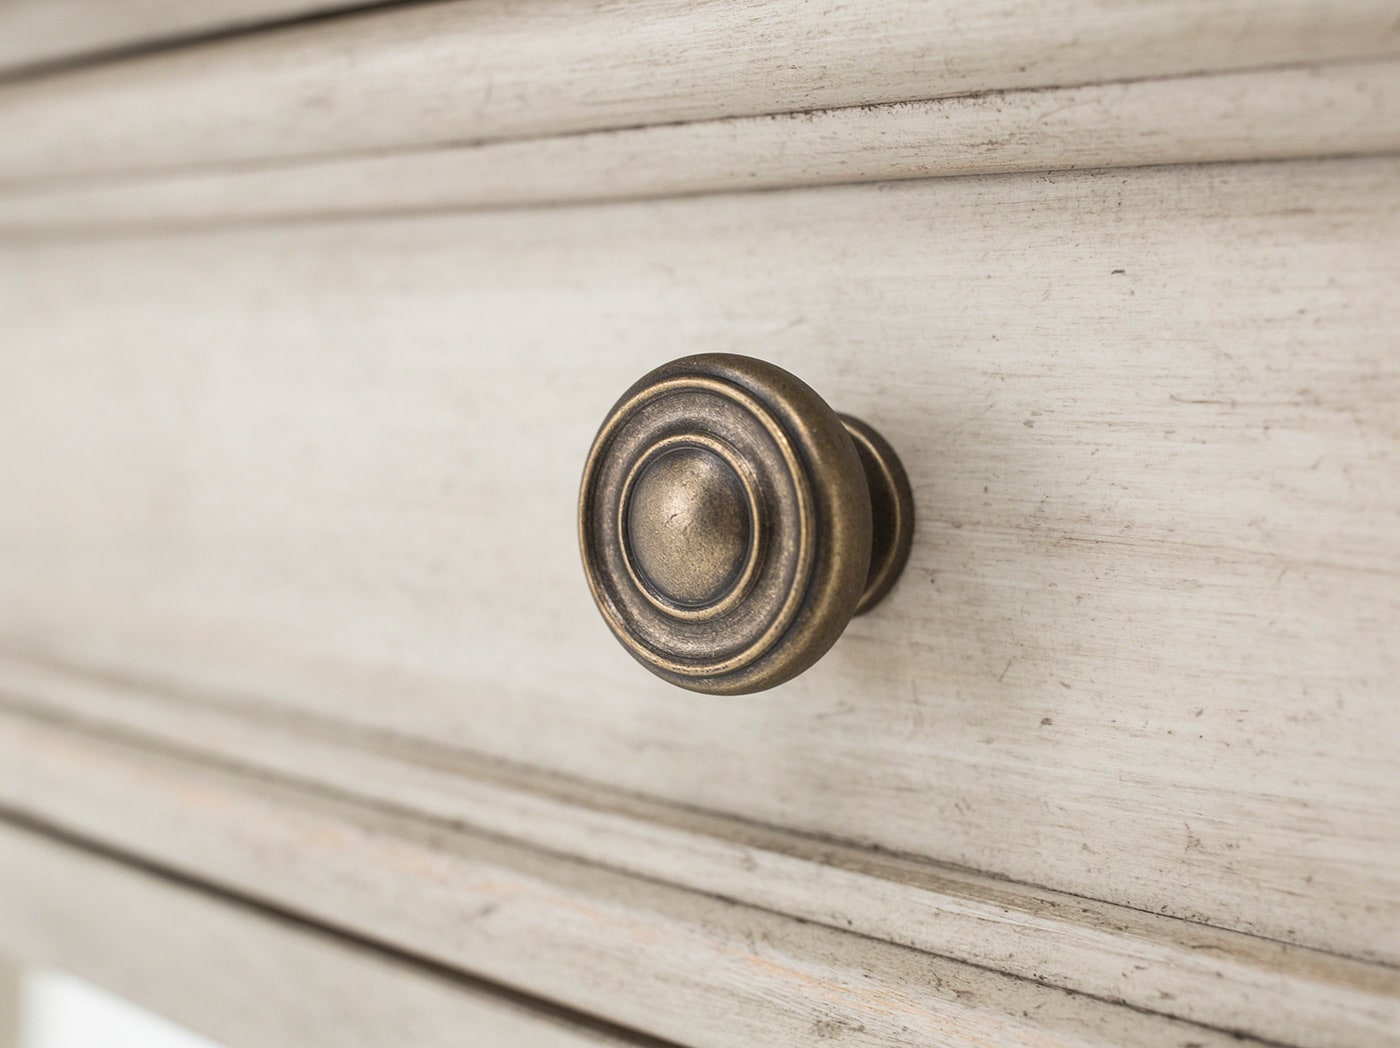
[{"left": 579, "top": 354, "right": 913, "bottom": 694}]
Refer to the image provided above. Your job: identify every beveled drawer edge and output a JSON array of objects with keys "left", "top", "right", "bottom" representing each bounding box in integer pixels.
[
  {"left": 0, "top": 651, "right": 1393, "bottom": 1046},
  {"left": 1, "top": 0, "right": 1398, "bottom": 189},
  {"left": 3, "top": 58, "right": 1399, "bottom": 237},
  {"left": 0, "top": 821, "right": 656, "bottom": 1048},
  {"left": 0, "top": 0, "right": 398, "bottom": 81},
  {"left": 0, "top": 706, "right": 1262, "bottom": 1048}
]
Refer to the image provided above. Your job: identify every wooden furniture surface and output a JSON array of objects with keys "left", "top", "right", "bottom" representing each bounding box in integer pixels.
[
  {"left": 0, "top": 0, "right": 367, "bottom": 76},
  {"left": 0, "top": 3, "right": 1396, "bottom": 1046}
]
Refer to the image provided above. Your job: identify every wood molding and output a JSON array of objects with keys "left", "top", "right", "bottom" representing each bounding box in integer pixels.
[
  {"left": 0, "top": 0, "right": 392, "bottom": 78},
  {"left": 3, "top": 60, "right": 1398, "bottom": 234},
  {"left": 0, "top": 654, "right": 1395, "bottom": 1047},
  {"left": 0, "top": 706, "right": 1279, "bottom": 1048},
  {"left": 0, "top": 822, "right": 657, "bottom": 1048},
  {"left": 0, "top": 0, "right": 1398, "bottom": 184}
]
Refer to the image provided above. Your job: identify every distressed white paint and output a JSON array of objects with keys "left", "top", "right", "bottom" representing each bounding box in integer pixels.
[
  {"left": 0, "top": 827, "right": 643, "bottom": 1048},
  {"left": 1, "top": 159, "right": 1397, "bottom": 971},
  {"left": 0, "top": 722, "right": 1277, "bottom": 1048},
  {"left": 0, "top": 654, "right": 1394, "bottom": 1047},
  {"left": 0, "top": 0, "right": 1398, "bottom": 183},
  {"left": 2, "top": 3, "right": 1397, "bottom": 1046},
  {"left": 0, "top": 0, "right": 364, "bottom": 75},
  {"left": 3, "top": 59, "right": 1399, "bottom": 233}
]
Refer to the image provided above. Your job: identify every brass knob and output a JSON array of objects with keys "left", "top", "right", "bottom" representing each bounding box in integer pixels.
[{"left": 579, "top": 354, "right": 913, "bottom": 694}]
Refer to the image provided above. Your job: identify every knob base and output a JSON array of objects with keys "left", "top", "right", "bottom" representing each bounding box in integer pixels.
[{"left": 840, "top": 415, "right": 915, "bottom": 616}]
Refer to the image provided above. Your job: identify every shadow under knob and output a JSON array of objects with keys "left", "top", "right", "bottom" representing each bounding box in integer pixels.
[{"left": 579, "top": 353, "right": 913, "bottom": 695}]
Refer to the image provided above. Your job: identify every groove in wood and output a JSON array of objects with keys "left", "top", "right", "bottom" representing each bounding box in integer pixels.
[
  {"left": 0, "top": 0, "right": 386, "bottom": 78},
  {"left": 1, "top": 0, "right": 1398, "bottom": 184},
  {"left": 0, "top": 711, "right": 1292, "bottom": 1048},
  {"left": 0, "top": 652, "right": 1394, "bottom": 1048},
  {"left": 3, "top": 60, "right": 1399, "bottom": 233},
  {"left": 0, "top": 821, "right": 654, "bottom": 1048}
]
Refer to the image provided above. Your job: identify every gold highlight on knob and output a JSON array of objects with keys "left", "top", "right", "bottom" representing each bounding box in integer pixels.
[{"left": 579, "top": 354, "right": 914, "bottom": 695}]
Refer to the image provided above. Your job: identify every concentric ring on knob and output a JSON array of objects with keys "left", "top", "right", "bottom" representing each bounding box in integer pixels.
[
  {"left": 618, "top": 432, "right": 764, "bottom": 620},
  {"left": 579, "top": 354, "right": 873, "bottom": 694}
]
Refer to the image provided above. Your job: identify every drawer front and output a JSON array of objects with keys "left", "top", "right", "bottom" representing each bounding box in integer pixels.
[{"left": 2, "top": 157, "right": 1397, "bottom": 967}]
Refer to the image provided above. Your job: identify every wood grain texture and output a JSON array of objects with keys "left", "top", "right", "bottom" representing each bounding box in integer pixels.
[
  {"left": 1, "top": 158, "right": 1397, "bottom": 968},
  {"left": 3, "top": 59, "right": 1399, "bottom": 233},
  {"left": 0, "top": 825, "right": 652, "bottom": 1048},
  {"left": 0, "top": 653, "right": 1394, "bottom": 1048},
  {"left": 0, "top": 0, "right": 380, "bottom": 76},
  {"left": 0, "top": 712, "right": 1279, "bottom": 1048},
  {"left": 1, "top": 0, "right": 1399, "bottom": 184}
]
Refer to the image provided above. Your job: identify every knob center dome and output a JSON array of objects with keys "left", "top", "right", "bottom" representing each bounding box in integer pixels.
[{"left": 626, "top": 445, "right": 751, "bottom": 608}]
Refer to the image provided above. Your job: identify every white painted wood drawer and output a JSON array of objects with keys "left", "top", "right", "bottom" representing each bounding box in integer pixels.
[
  {"left": 2, "top": 4, "right": 1399, "bottom": 1045},
  {"left": 3, "top": 153, "right": 1397, "bottom": 975}
]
